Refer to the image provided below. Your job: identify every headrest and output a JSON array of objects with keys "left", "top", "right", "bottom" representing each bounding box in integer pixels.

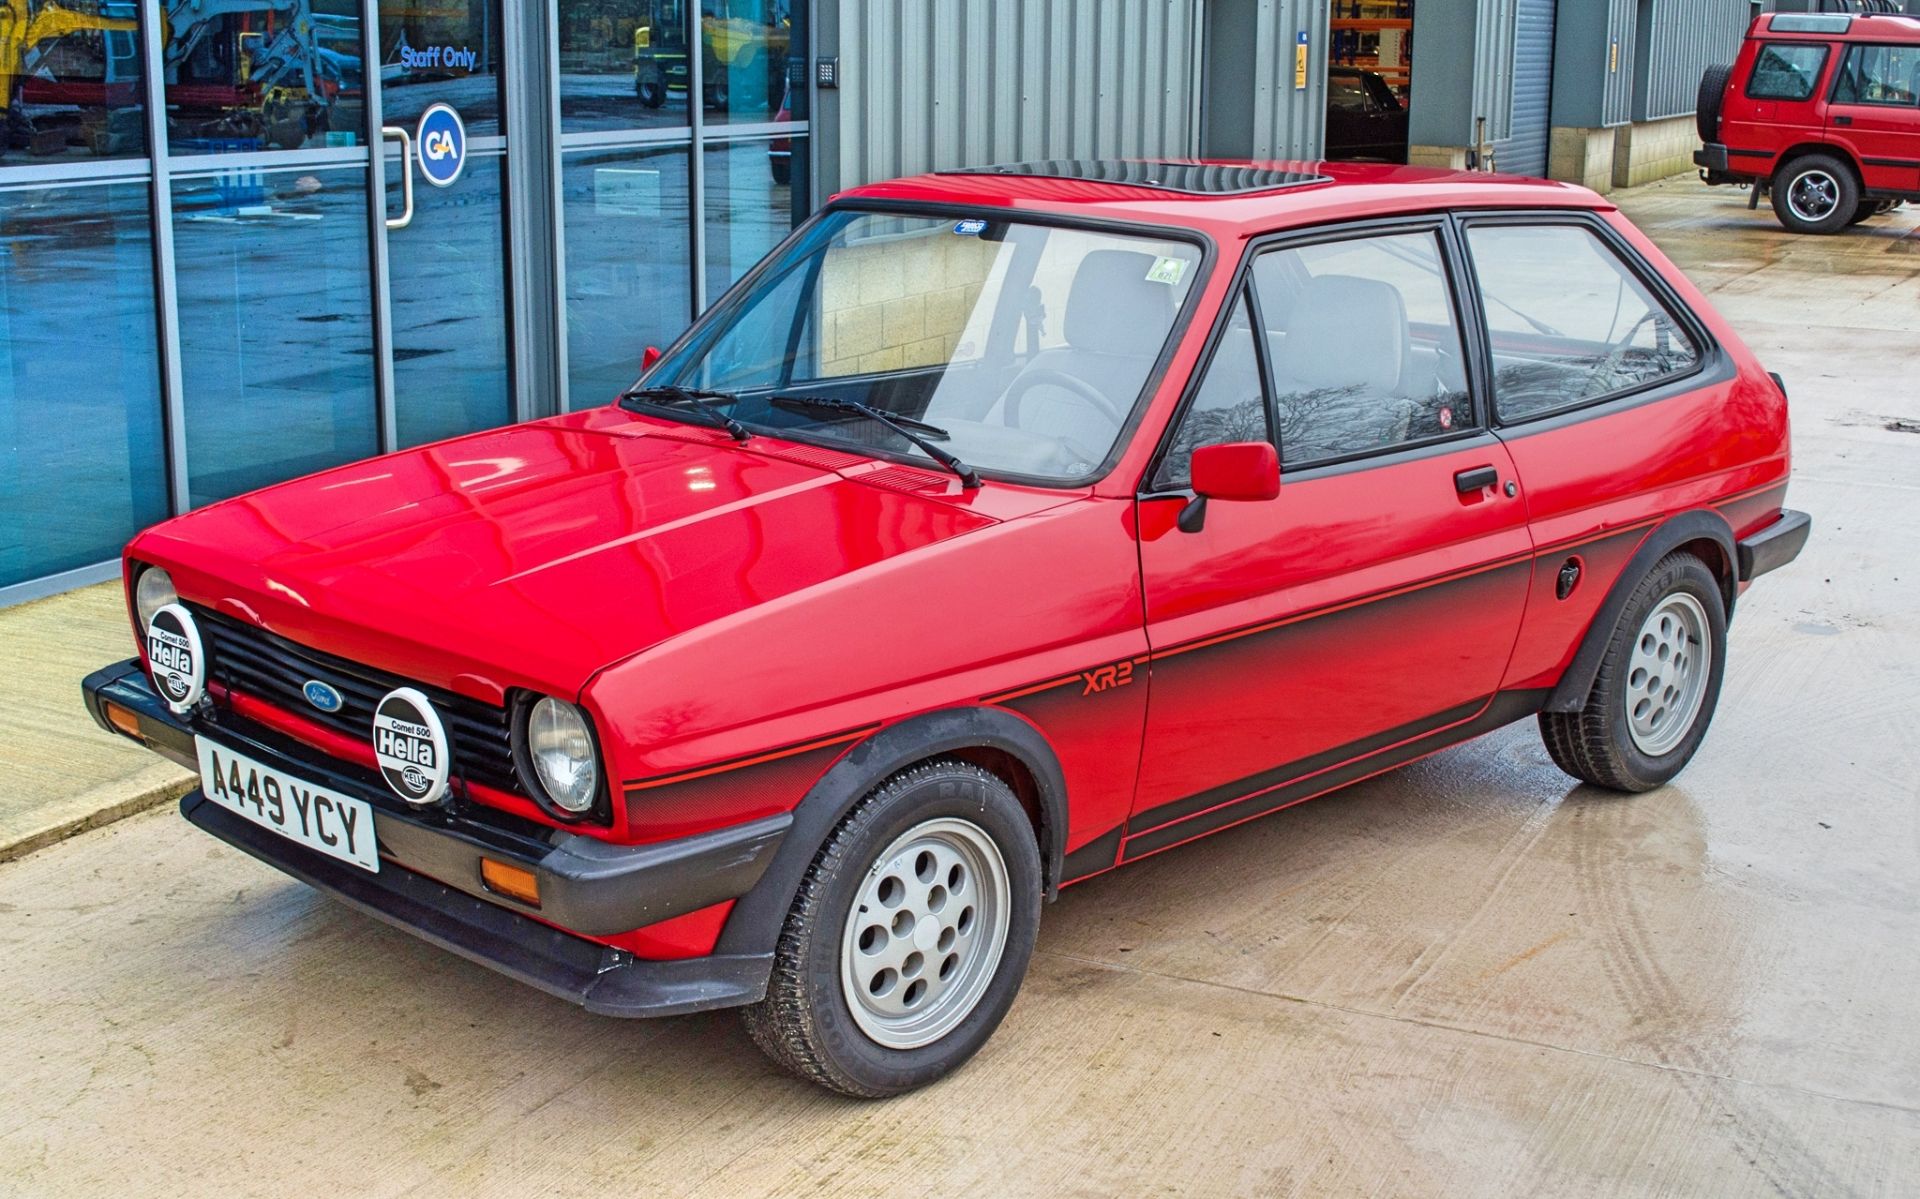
[
  {"left": 1063, "top": 250, "right": 1177, "bottom": 357},
  {"left": 1279, "top": 275, "right": 1407, "bottom": 392}
]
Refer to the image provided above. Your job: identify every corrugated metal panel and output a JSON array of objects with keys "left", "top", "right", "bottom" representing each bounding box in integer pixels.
[
  {"left": 836, "top": 0, "right": 1202, "bottom": 190},
  {"left": 1634, "top": 0, "right": 1750, "bottom": 120},
  {"left": 1474, "top": 0, "right": 1519, "bottom": 145},
  {"left": 1498, "top": 0, "right": 1556, "bottom": 176},
  {"left": 1248, "top": 0, "right": 1329, "bottom": 160},
  {"left": 1600, "top": 0, "right": 1638, "bottom": 125}
]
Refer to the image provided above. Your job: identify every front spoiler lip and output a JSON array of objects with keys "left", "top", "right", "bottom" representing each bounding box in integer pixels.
[
  {"left": 83, "top": 661, "right": 787, "bottom": 1015},
  {"left": 181, "top": 790, "right": 771, "bottom": 1017}
]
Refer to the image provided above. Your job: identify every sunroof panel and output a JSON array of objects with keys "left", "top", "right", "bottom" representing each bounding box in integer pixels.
[{"left": 939, "top": 159, "right": 1330, "bottom": 196}]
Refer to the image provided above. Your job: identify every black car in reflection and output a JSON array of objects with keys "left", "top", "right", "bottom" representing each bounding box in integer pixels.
[{"left": 1325, "top": 66, "right": 1409, "bottom": 164}]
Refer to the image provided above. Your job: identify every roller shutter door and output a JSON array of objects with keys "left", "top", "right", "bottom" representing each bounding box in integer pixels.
[{"left": 1499, "top": 0, "right": 1557, "bottom": 177}]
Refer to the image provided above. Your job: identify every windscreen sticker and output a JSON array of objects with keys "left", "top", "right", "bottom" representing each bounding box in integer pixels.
[
  {"left": 1145, "top": 256, "right": 1188, "bottom": 286},
  {"left": 953, "top": 219, "right": 989, "bottom": 236}
]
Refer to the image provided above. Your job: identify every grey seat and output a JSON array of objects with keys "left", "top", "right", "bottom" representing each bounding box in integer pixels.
[
  {"left": 1268, "top": 273, "right": 1420, "bottom": 461},
  {"left": 999, "top": 249, "right": 1176, "bottom": 444}
]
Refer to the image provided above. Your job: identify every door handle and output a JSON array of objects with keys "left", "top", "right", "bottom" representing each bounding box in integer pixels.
[
  {"left": 381, "top": 126, "right": 414, "bottom": 230},
  {"left": 1454, "top": 465, "right": 1499, "bottom": 494},
  {"left": 1834, "top": 115, "right": 1854, "bottom": 126}
]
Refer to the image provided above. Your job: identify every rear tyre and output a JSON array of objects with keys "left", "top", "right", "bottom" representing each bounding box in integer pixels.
[
  {"left": 1771, "top": 153, "right": 1859, "bottom": 235},
  {"left": 742, "top": 760, "right": 1041, "bottom": 1097},
  {"left": 1696, "top": 64, "right": 1731, "bottom": 143},
  {"left": 1848, "top": 200, "right": 1879, "bottom": 227},
  {"left": 1538, "top": 552, "right": 1727, "bottom": 793}
]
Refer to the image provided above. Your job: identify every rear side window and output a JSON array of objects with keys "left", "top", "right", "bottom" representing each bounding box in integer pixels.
[
  {"left": 1464, "top": 223, "right": 1701, "bottom": 424},
  {"left": 1832, "top": 44, "right": 1920, "bottom": 106},
  {"left": 1747, "top": 43, "right": 1829, "bottom": 101}
]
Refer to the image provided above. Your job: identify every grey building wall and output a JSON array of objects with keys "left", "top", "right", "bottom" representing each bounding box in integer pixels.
[
  {"left": 1551, "top": 0, "right": 1639, "bottom": 128},
  {"left": 817, "top": 0, "right": 1204, "bottom": 194},
  {"left": 1633, "top": 0, "right": 1753, "bottom": 121}
]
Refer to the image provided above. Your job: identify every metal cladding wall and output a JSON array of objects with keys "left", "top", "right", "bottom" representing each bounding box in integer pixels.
[
  {"left": 1550, "top": 0, "right": 1638, "bottom": 127},
  {"left": 1633, "top": 0, "right": 1751, "bottom": 120},
  {"left": 1243, "top": 0, "right": 1331, "bottom": 160},
  {"left": 828, "top": 0, "right": 1204, "bottom": 191}
]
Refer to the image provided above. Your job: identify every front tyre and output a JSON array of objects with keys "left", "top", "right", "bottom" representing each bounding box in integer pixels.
[
  {"left": 1539, "top": 552, "right": 1727, "bottom": 793},
  {"left": 1771, "top": 153, "right": 1859, "bottom": 235},
  {"left": 743, "top": 761, "right": 1041, "bottom": 1096}
]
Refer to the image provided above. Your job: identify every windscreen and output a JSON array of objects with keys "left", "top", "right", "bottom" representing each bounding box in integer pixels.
[{"left": 646, "top": 209, "right": 1204, "bottom": 484}]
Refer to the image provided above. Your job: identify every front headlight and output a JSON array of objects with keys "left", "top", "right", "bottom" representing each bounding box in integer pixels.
[
  {"left": 134, "top": 566, "right": 177, "bottom": 632},
  {"left": 527, "top": 697, "right": 600, "bottom": 814}
]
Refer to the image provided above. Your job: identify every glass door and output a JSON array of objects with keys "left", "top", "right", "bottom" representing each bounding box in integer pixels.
[{"left": 372, "top": 0, "right": 515, "bottom": 448}]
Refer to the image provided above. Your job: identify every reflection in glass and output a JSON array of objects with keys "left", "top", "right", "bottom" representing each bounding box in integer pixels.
[
  {"left": 702, "top": 134, "right": 803, "bottom": 298},
  {"left": 697, "top": 0, "right": 799, "bottom": 127},
  {"left": 557, "top": 0, "right": 690, "bottom": 133},
  {"left": 0, "top": 2, "right": 146, "bottom": 161},
  {"left": 0, "top": 181, "right": 166, "bottom": 586},
  {"left": 164, "top": 0, "right": 365, "bottom": 154},
  {"left": 388, "top": 151, "right": 513, "bottom": 447},
  {"left": 172, "top": 165, "right": 376, "bottom": 505},
  {"left": 378, "top": 0, "right": 504, "bottom": 135},
  {"left": 562, "top": 144, "right": 691, "bottom": 406}
]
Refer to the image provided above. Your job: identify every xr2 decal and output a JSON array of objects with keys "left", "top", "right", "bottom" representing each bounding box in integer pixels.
[{"left": 1081, "top": 660, "right": 1136, "bottom": 696}]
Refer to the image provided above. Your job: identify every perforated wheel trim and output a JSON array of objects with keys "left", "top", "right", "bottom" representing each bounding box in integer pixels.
[
  {"left": 1625, "top": 592, "right": 1711, "bottom": 758},
  {"left": 839, "top": 818, "right": 1010, "bottom": 1050}
]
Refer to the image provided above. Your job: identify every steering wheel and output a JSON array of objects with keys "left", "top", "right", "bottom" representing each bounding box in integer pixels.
[
  {"left": 1001, "top": 368, "right": 1126, "bottom": 431},
  {"left": 1588, "top": 310, "right": 1664, "bottom": 394}
]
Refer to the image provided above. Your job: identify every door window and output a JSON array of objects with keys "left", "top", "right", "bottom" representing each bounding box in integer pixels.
[
  {"left": 1464, "top": 223, "right": 1700, "bottom": 424},
  {"left": 1249, "top": 229, "right": 1472, "bottom": 468},
  {"left": 1832, "top": 44, "right": 1920, "bottom": 106},
  {"left": 1746, "top": 43, "right": 1829, "bottom": 101},
  {"left": 1152, "top": 293, "right": 1268, "bottom": 491}
]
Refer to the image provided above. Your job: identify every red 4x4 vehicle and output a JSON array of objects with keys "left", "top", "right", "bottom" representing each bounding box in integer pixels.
[
  {"left": 86, "top": 160, "right": 1808, "bottom": 1096},
  {"left": 1696, "top": 10, "right": 1920, "bottom": 233}
]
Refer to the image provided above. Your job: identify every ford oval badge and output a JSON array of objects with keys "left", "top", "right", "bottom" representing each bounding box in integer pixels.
[{"left": 303, "top": 680, "right": 344, "bottom": 713}]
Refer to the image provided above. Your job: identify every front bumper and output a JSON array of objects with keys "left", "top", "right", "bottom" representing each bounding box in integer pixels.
[{"left": 82, "top": 661, "right": 784, "bottom": 1017}]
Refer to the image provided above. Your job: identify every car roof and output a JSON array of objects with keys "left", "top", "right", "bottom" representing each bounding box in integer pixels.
[
  {"left": 1755, "top": 12, "right": 1920, "bottom": 42},
  {"left": 836, "top": 159, "right": 1609, "bottom": 241}
]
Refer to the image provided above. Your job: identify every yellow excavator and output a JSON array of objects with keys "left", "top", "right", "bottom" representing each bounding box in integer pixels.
[
  {"left": 0, "top": 0, "right": 139, "bottom": 153},
  {"left": 633, "top": 0, "right": 789, "bottom": 112}
]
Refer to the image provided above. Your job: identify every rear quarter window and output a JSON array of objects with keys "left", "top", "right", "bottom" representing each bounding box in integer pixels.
[{"left": 1746, "top": 43, "right": 1831, "bottom": 101}]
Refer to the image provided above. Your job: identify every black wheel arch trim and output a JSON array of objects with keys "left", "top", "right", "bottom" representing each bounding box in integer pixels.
[
  {"left": 1543, "top": 509, "right": 1738, "bottom": 714},
  {"left": 713, "top": 705, "right": 1071, "bottom": 957}
]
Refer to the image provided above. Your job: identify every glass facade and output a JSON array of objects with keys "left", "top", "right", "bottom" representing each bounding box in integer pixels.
[{"left": 0, "top": 0, "right": 812, "bottom": 596}]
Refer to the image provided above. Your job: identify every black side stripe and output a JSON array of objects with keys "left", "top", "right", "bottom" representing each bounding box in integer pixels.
[
  {"left": 1121, "top": 689, "right": 1550, "bottom": 862},
  {"left": 1128, "top": 696, "right": 1491, "bottom": 838},
  {"left": 1060, "top": 825, "right": 1125, "bottom": 884}
]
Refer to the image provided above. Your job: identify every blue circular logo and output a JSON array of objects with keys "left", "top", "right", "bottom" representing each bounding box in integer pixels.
[
  {"left": 415, "top": 103, "right": 466, "bottom": 188},
  {"left": 303, "top": 679, "right": 344, "bottom": 713}
]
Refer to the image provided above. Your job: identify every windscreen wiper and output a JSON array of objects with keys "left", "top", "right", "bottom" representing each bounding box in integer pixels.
[
  {"left": 618, "top": 384, "right": 752, "bottom": 442},
  {"left": 770, "top": 394, "right": 981, "bottom": 488}
]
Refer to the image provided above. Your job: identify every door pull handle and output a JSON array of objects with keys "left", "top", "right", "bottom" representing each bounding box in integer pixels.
[
  {"left": 381, "top": 126, "right": 415, "bottom": 230},
  {"left": 1834, "top": 115, "right": 1854, "bottom": 126},
  {"left": 1454, "top": 465, "right": 1499, "bottom": 494}
]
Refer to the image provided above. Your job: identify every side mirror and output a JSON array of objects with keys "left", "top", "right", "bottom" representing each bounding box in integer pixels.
[
  {"left": 1180, "top": 442, "right": 1280, "bottom": 533},
  {"left": 641, "top": 345, "right": 663, "bottom": 371}
]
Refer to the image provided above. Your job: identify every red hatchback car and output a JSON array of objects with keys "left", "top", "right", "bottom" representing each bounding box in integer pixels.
[{"left": 87, "top": 160, "right": 1808, "bottom": 1096}]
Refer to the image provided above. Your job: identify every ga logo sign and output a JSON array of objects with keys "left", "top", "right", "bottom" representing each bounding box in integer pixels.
[{"left": 415, "top": 103, "right": 466, "bottom": 188}]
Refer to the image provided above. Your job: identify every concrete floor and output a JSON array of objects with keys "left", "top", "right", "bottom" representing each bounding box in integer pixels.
[{"left": 2, "top": 179, "right": 1917, "bottom": 1197}]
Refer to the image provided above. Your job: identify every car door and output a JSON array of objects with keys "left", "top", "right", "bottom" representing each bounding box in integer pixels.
[
  {"left": 1825, "top": 41, "right": 1920, "bottom": 194},
  {"left": 1126, "top": 220, "right": 1533, "bottom": 857}
]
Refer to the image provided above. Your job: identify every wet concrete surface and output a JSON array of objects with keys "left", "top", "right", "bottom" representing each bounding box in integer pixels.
[{"left": 2, "top": 179, "right": 1917, "bottom": 1196}]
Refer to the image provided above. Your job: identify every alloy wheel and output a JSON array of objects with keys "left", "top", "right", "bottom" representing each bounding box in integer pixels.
[{"left": 1625, "top": 592, "right": 1712, "bottom": 758}]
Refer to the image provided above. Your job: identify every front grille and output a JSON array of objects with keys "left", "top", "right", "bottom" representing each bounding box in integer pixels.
[{"left": 189, "top": 606, "right": 521, "bottom": 797}]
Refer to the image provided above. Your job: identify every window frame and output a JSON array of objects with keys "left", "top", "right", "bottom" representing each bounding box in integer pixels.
[
  {"left": 1743, "top": 41, "right": 1833, "bottom": 102},
  {"left": 1141, "top": 212, "right": 1495, "bottom": 493},
  {"left": 1453, "top": 210, "right": 1722, "bottom": 432},
  {"left": 1146, "top": 284, "right": 1276, "bottom": 493},
  {"left": 1828, "top": 42, "right": 1920, "bottom": 109}
]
